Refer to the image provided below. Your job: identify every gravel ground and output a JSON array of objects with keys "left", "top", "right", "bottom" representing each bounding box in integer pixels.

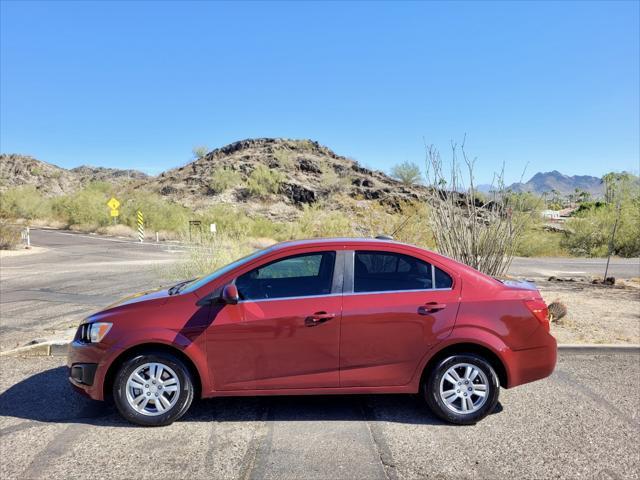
[{"left": 539, "top": 282, "right": 640, "bottom": 344}]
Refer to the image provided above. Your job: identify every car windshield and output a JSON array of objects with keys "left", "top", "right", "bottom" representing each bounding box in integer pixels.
[{"left": 179, "top": 247, "right": 273, "bottom": 294}]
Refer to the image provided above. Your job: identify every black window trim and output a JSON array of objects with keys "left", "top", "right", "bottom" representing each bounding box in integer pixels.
[
  {"left": 345, "top": 249, "right": 454, "bottom": 295},
  {"left": 234, "top": 250, "right": 345, "bottom": 303}
]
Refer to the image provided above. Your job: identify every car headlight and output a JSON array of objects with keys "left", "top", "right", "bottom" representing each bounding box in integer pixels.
[{"left": 78, "top": 322, "right": 112, "bottom": 343}]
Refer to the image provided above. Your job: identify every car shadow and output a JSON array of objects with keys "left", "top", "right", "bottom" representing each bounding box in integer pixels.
[{"left": 0, "top": 366, "right": 503, "bottom": 429}]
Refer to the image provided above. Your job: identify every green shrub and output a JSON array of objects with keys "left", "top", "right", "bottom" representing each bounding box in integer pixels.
[
  {"left": 209, "top": 167, "right": 242, "bottom": 194},
  {"left": 247, "top": 165, "right": 284, "bottom": 197},
  {"left": 515, "top": 228, "right": 568, "bottom": 257},
  {"left": 0, "top": 186, "right": 52, "bottom": 220},
  {"left": 290, "top": 204, "right": 354, "bottom": 238},
  {"left": 120, "top": 191, "right": 191, "bottom": 233},
  {"left": 51, "top": 182, "right": 112, "bottom": 227},
  {"left": 391, "top": 161, "right": 422, "bottom": 186},
  {"left": 561, "top": 197, "right": 640, "bottom": 257}
]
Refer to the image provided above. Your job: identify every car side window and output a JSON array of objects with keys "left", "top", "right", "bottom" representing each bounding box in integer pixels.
[
  {"left": 236, "top": 251, "right": 336, "bottom": 300},
  {"left": 354, "top": 251, "right": 452, "bottom": 293},
  {"left": 434, "top": 266, "right": 453, "bottom": 288}
]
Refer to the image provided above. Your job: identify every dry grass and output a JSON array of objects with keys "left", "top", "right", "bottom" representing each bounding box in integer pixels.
[
  {"left": 96, "top": 224, "right": 137, "bottom": 238},
  {"left": 0, "top": 222, "right": 22, "bottom": 250}
]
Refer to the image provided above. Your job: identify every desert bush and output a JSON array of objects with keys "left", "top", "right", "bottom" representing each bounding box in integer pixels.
[
  {"left": 192, "top": 146, "right": 209, "bottom": 160},
  {"left": 355, "top": 200, "right": 435, "bottom": 248},
  {"left": 51, "top": 182, "right": 112, "bottom": 227},
  {"left": 562, "top": 197, "right": 640, "bottom": 257},
  {"left": 168, "top": 234, "right": 256, "bottom": 280},
  {"left": 247, "top": 165, "right": 284, "bottom": 197},
  {"left": 273, "top": 148, "right": 295, "bottom": 170},
  {"left": 209, "top": 167, "right": 242, "bottom": 194},
  {"left": 0, "top": 186, "right": 52, "bottom": 220},
  {"left": 119, "top": 191, "right": 191, "bottom": 233},
  {"left": 514, "top": 227, "right": 567, "bottom": 257},
  {"left": 0, "top": 221, "right": 22, "bottom": 250},
  {"left": 319, "top": 165, "right": 351, "bottom": 195},
  {"left": 391, "top": 161, "right": 422, "bottom": 186},
  {"left": 423, "top": 142, "right": 537, "bottom": 276},
  {"left": 290, "top": 204, "right": 354, "bottom": 238}
]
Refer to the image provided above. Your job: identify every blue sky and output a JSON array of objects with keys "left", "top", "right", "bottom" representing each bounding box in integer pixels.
[{"left": 1, "top": 1, "right": 638, "bottom": 184}]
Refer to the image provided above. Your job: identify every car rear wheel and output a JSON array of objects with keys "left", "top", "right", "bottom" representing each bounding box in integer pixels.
[
  {"left": 424, "top": 354, "right": 500, "bottom": 425},
  {"left": 113, "top": 352, "right": 194, "bottom": 426}
]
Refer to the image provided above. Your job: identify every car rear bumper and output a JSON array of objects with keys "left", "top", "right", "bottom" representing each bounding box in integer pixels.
[
  {"left": 67, "top": 340, "right": 109, "bottom": 400},
  {"left": 506, "top": 334, "right": 557, "bottom": 388}
]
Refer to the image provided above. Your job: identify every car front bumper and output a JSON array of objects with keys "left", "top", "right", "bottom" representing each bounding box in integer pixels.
[{"left": 67, "top": 340, "right": 110, "bottom": 400}]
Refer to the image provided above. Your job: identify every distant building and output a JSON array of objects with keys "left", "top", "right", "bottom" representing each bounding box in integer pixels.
[{"left": 541, "top": 209, "right": 560, "bottom": 220}]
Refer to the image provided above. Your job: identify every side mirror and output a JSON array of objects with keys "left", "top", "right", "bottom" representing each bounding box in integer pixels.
[{"left": 221, "top": 284, "right": 239, "bottom": 305}]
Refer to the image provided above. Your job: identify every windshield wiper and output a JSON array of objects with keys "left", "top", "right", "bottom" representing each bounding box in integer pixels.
[{"left": 168, "top": 279, "right": 195, "bottom": 295}]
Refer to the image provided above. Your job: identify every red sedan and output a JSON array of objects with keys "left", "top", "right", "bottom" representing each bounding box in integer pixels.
[{"left": 67, "top": 237, "right": 557, "bottom": 426}]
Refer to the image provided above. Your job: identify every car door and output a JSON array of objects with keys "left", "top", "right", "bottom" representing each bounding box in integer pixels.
[
  {"left": 206, "top": 249, "right": 343, "bottom": 391},
  {"left": 340, "top": 249, "right": 460, "bottom": 387}
]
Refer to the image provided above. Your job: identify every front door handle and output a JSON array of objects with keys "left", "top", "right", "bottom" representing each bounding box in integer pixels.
[
  {"left": 418, "top": 302, "right": 447, "bottom": 315},
  {"left": 305, "top": 311, "right": 336, "bottom": 327}
]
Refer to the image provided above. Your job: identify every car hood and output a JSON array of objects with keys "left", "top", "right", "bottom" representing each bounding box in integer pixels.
[{"left": 103, "top": 287, "right": 171, "bottom": 310}]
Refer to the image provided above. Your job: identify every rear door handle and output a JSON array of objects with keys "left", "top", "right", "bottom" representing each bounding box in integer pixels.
[
  {"left": 305, "top": 311, "right": 336, "bottom": 327},
  {"left": 418, "top": 302, "right": 447, "bottom": 315}
]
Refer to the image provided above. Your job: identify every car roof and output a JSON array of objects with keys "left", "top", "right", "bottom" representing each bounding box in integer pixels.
[{"left": 270, "top": 237, "right": 410, "bottom": 250}]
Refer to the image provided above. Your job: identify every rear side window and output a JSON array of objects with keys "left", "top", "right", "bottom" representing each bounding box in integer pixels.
[
  {"left": 354, "top": 251, "right": 452, "bottom": 293},
  {"left": 434, "top": 266, "right": 453, "bottom": 288},
  {"left": 236, "top": 251, "right": 336, "bottom": 300}
]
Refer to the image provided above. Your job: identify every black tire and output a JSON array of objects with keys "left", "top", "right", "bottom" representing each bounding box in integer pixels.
[
  {"left": 113, "top": 352, "right": 194, "bottom": 427},
  {"left": 423, "top": 354, "right": 500, "bottom": 425}
]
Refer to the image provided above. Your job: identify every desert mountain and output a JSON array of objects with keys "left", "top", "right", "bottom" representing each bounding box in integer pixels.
[{"left": 508, "top": 170, "right": 604, "bottom": 196}]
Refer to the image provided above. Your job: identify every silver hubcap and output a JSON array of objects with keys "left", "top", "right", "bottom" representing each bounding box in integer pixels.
[
  {"left": 125, "top": 362, "right": 181, "bottom": 416},
  {"left": 439, "top": 363, "right": 489, "bottom": 414}
]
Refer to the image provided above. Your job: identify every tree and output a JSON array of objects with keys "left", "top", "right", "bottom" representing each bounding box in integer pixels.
[
  {"left": 602, "top": 171, "right": 632, "bottom": 204},
  {"left": 423, "top": 141, "right": 536, "bottom": 277},
  {"left": 192, "top": 146, "right": 209, "bottom": 161},
  {"left": 391, "top": 161, "right": 422, "bottom": 186}
]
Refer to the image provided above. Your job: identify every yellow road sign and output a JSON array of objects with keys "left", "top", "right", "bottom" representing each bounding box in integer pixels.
[
  {"left": 110, "top": 209, "right": 119, "bottom": 217},
  {"left": 107, "top": 197, "right": 120, "bottom": 210}
]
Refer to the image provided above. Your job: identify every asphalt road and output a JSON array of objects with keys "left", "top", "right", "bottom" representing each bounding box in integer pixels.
[
  {"left": 0, "top": 352, "right": 638, "bottom": 480},
  {"left": 508, "top": 256, "right": 640, "bottom": 280},
  {"left": 0, "top": 229, "right": 181, "bottom": 351}
]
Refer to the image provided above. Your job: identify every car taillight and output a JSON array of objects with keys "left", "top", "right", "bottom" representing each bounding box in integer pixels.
[{"left": 524, "top": 299, "right": 550, "bottom": 332}]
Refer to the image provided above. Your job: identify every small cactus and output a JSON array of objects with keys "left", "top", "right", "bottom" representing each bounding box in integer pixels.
[{"left": 548, "top": 301, "right": 567, "bottom": 323}]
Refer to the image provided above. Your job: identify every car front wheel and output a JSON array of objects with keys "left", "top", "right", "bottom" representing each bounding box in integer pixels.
[
  {"left": 424, "top": 354, "right": 500, "bottom": 425},
  {"left": 113, "top": 352, "right": 194, "bottom": 426}
]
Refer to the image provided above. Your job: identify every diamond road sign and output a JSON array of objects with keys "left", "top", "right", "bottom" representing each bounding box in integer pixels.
[{"left": 107, "top": 197, "right": 120, "bottom": 210}]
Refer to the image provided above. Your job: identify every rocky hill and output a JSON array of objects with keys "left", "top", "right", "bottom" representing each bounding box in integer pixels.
[
  {"left": 152, "top": 138, "right": 425, "bottom": 217},
  {"left": 0, "top": 154, "right": 148, "bottom": 196},
  {"left": 0, "top": 154, "right": 79, "bottom": 195},
  {"left": 1, "top": 139, "right": 427, "bottom": 220},
  {"left": 70, "top": 165, "right": 148, "bottom": 184},
  {"left": 509, "top": 170, "right": 604, "bottom": 196}
]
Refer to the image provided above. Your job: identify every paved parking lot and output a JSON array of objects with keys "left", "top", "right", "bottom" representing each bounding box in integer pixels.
[
  {"left": 0, "top": 352, "right": 638, "bottom": 479},
  {"left": 1, "top": 229, "right": 639, "bottom": 479}
]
